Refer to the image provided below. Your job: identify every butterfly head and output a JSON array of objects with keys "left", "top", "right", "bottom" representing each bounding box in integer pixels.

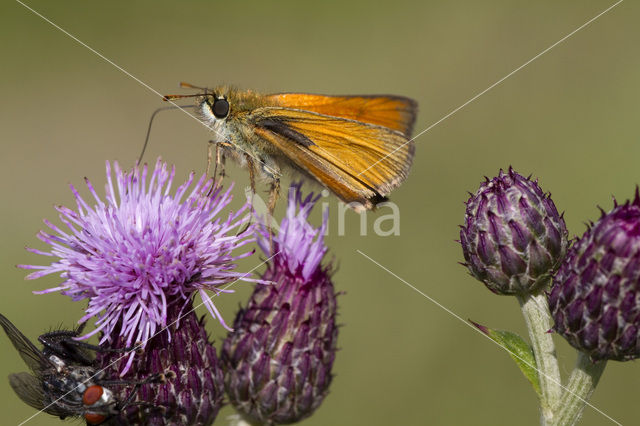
[{"left": 199, "top": 92, "right": 230, "bottom": 122}]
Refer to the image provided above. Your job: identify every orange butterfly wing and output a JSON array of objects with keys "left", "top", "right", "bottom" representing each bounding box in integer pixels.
[
  {"left": 266, "top": 93, "right": 417, "bottom": 138},
  {"left": 251, "top": 107, "right": 415, "bottom": 209}
]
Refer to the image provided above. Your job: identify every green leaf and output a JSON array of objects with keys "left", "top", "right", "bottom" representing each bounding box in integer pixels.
[{"left": 470, "top": 320, "right": 541, "bottom": 398}]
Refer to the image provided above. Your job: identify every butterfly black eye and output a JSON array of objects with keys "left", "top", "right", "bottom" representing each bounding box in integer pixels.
[{"left": 212, "top": 98, "right": 230, "bottom": 119}]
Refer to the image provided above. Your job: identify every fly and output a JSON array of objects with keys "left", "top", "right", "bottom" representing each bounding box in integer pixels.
[{"left": 0, "top": 313, "right": 172, "bottom": 425}]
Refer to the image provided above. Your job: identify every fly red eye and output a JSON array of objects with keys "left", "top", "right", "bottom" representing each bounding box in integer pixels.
[
  {"left": 84, "top": 413, "right": 107, "bottom": 424},
  {"left": 82, "top": 385, "right": 104, "bottom": 406}
]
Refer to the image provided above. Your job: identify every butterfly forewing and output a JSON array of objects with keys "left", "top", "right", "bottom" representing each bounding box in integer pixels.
[{"left": 267, "top": 93, "right": 417, "bottom": 137}]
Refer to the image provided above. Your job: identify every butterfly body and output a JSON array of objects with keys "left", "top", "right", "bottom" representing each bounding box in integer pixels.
[
  {"left": 169, "top": 85, "right": 418, "bottom": 211},
  {"left": 197, "top": 87, "right": 283, "bottom": 180}
]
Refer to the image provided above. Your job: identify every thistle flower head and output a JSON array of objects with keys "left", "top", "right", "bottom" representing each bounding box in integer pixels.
[
  {"left": 550, "top": 190, "right": 640, "bottom": 361},
  {"left": 460, "top": 168, "right": 568, "bottom": 295},
  {"left": 20, "top": 159, "right": 255, "bottom": 372},
  {"left": 257, "top": 184, "right": 328, "bottom": 280},
  {"left": 222, "top": 183, "right": 338, "bottom": 425}
]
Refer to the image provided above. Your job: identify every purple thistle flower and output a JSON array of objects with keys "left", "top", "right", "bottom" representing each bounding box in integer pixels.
[
  {"left": 550, "top": 190, "right": 640, "bottom": 361},
  {"left": 256, "top": 184, "right": 329, "bottom": 280},
  {"left": 20, "top": 159, "right": 256, "bottom": 373},
  {"left": 222, "top": 183, "right": 338, "bottom": 425},
  {"left": 460, "top": 168, "right": 568, "bottom": 295}
]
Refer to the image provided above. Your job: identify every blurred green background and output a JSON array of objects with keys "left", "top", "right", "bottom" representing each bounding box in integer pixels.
[{"left": 0, "top": 1, "right": 638, "bottom": 425}]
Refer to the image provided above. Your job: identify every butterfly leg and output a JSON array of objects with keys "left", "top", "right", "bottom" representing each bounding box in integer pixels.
[
  {"left": 268, "top": 178, "right": 280, "bottom": 216},
  {"left": 208, "top": 140, "right": 227, "bottom": 189},
  {"left": 211, "top": 141, "right": 233, "bottom": 188},
  {"left": 237, "top": 154, "right": 257, "bottom": 236},
  {"left": 264, "top": 178, "right": 280, "bottom": 250},
  {"left": 207, "top": 140, "right": 215, "bottom": 177},
  {"left": 246, "top": 154, "right": 257, "bottom": 195}
]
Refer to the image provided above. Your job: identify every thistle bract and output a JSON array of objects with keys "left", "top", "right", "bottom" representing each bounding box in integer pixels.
[
  {"left": 460, "top": 168, "right": 568, "bottom": 295},
  {"left": 99, "top": 301, "right": 225, "bottom": 425},
  {"left": 550, "top": 191, "right": 640, "bottom": 361},
  {"left": 221, "top": 184, "right": 338, "bottom": 425},
  {"left": 20, "top": 159, "right": 256, "bottom": 373}
]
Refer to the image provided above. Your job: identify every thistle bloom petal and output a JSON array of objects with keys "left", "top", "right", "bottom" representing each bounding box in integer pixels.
[
  {"left": 20, "top": 159, "right": 256, "bottom": 372},
  {"left": 222, "top": 183, "right": 338, "bottom": 425},
  {"left": 460, "top": 168, "right": 568, "bottom": 295},
  {"left": 550, "top": 190, "right": 640, "bottom": 361}
]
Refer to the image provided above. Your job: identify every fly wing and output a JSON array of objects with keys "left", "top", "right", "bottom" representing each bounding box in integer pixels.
[
  {"left": 266, "top": 93, "right": 417, "bottom": 137},
  {"left": 9, "top": 372, "right": 72, "bottom": 418},
  {"left": 0, "top": 314, "right": 47, "bottom": 374}
]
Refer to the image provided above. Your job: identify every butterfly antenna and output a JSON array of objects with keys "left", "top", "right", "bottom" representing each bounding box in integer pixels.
[
  {"left": 162, "top": 93, "right": 206, "bottom": 101},
  {"left": 138, "top": 104, "right": 195, "bottom": 164},
  {"left": 179, "top": 82, "right": 210, "bottom": 91}
]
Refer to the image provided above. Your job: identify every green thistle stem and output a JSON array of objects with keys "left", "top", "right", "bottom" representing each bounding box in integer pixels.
[
  {"left": 550, "top": 352, "right": 606, "bottom": 426},
  {"left": 517, "top": 292, "right": 562, "bottom": 424}
]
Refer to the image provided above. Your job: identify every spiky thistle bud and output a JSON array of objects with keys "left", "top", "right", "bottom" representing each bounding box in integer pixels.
[
  {"left": 460, "top": 168, "right": 568, "bottom": 295},
  {"left": 221, "top": 184, "right": 338, "bottom": 425},
  {"left": 550, "top": 190, "right": 640, "bottom": 361}
]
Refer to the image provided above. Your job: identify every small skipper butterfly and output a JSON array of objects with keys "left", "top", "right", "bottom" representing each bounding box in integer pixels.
[{"left": 164, "top": 83, "right": 417, "bottom": 212}]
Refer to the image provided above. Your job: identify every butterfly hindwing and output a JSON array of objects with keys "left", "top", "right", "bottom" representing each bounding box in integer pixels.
[{"left": 252, "top": 107, "right": 414, "bottom": 207}]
